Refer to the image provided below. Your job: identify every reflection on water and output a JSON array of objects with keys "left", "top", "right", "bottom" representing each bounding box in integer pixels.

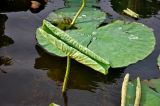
[
  {"left": 0, "top": 14, "right": 13, "bottom": 73},
  {"left": 0, "top": 0, "right": 47, "bottom": 13},
  {"left": 0, "top": 14, "right": 14, "bottom": 47},
  {"left": 0, "top": 56, "right": 12, "bottom": 66},
  {"left": 0, "top": 14, "right": 7, "bottom": 35},
  {"left": 35, "top": 45, "right": 124, "bottom": 91},
  {"left": 0, "top": 56, "right": 12, "bottom": 73},
  {"left": 35, "top": 45, "right": 124, "bottom": 106},
  {"left": 0, "top": 14, "right": 14, "bottom": 48},
  {"left": 0, "top": 35, "right": 14, "bottom": 48},
  {"left": 111, "top": 0, "right": 160, "bottom": 18}
]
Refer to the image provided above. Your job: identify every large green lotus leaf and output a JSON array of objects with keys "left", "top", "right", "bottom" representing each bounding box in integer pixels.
[
  {"left": 47, "top": 7, "right": 105, "bottom": 29},
  {"left": 36, "top": 0, "right": 155, "bottom": 73},
  {"left": 158, "top": 55, "right": 160, "bottom": 70},
  {"left": 36, "top": 20, "right": 110, "bottom": 74},
  {"left": 47, "top": 3, "right": 155, "bottom": 68},
  {"left": 88, "top": 21, "right": 155, "bottom": 67},
  {"left": 48, "top": 13, "right": 155, "bottom": 68},
  {"left": 126, "top": 79, "right": 160, "bottom": 106},
  {"left": 37, "top": 7, "right": 110, "bottom": 74}
]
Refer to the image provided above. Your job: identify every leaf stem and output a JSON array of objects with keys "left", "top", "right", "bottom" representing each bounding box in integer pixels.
[
  {"left": 62, "top": 56, "right": 71, "bottom": 93},
  {"left": 69, "top": 0, "right": 86, "bottom": 28}
]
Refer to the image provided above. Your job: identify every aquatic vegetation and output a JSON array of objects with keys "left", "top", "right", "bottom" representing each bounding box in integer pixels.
[
  {"left": 36, "top": 0, "right": 155, "bottom": 94},
  {"left": 49, "top": 102, "right": 60, "bottom": 106},
  {"left": 37, "top": 10, "right": 155, "bottom": 74},
  {"left": 121, "top": 74, "right": 160, "bottom": 106}
]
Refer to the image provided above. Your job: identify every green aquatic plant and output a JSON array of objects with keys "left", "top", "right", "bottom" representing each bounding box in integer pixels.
[
  {"left": 37, "top": 0, "right": 155, "bottom": 73},
  {"left": 36, "top": 0, "right": 155, "bottom": 93},
  {"left": 121, "top": 74, "right": 160, "bottom": 106},
  {"left": 49, "top": 103, "right": 60, "bottom": 106},
  {"left": 37, "top": 19, "right": 155, "bottom": 73}
]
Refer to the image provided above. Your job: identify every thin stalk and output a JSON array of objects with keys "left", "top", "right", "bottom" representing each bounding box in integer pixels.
[
  {"left": 69, "top": 0, "right": 86, "bottom": 28},
  {"left": 62, "top": 56, "right": 71, "bottom": 93}
]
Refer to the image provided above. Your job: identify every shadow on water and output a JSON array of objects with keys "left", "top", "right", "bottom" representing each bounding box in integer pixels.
[
  {"left": 0, "top": 14, "right": 14, "bottom": 74},
  {"left": 35, "top": 45, "right": 124, "bottom": 91},
  {"left": 0, "top": 0, "right": 46, "bottom": 13},
  {"left": 0, "top": 14, "right": 14, "bottom": 48},
  {"left": 0, "top": 56, "right": 13, "bottom": 73},
  {"left": 35, "top": 45, "right": 124, "bottom": 106}
]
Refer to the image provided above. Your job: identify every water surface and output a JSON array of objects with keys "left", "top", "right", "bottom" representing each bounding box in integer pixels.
[{"left": 0, "top": 0, "right": 160, "bottom": 106}]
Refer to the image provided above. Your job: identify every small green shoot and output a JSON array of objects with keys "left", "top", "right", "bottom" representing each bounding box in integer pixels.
[{"left": 49, "top": 103, "right": 60, "bottom": 106}]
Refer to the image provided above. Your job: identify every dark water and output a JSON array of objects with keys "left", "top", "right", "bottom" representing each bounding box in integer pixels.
[{"left": 0, "top": 0, "right": 160, "bottom": 106}]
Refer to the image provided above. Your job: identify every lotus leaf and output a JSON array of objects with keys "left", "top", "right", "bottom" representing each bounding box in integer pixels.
[
  {"left": 36, "top": 0, "right": 155, "bottom": 74},
  {"left": 126, "top": 78, "right": 160, "bottom": 106},
  {"left": 37, "top": 20, "right": 110, "bottom": 74}
]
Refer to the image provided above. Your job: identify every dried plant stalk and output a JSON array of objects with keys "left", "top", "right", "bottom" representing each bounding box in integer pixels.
[
  {"left": 121, "top": 73, "right": 130, "bottom": 106},
  {"left": 134, "top": 77, "right": 141, "bottom": 106}
]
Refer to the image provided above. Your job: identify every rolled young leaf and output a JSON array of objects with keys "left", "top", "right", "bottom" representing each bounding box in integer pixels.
[{"left": 36, "top": 23, "right": 110, "bottom": 74}]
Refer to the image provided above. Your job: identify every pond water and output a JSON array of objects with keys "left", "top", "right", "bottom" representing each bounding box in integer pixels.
[{"left": 0, "top": 0, "right": 160, "bottom": 106}]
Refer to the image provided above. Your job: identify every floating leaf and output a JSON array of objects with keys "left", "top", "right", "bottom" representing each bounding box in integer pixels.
[
  {"left": 87, "top": 20, "right": 155, "bottom": 67},
  {"left": 126, "top": 78, "right": 160, "bottom": 106},
  {"left": 37, "top": 20, "right": 110, "bottom": 74},
  {"left": 36, "top": 0, "right": 155, "bottom": 74}
]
